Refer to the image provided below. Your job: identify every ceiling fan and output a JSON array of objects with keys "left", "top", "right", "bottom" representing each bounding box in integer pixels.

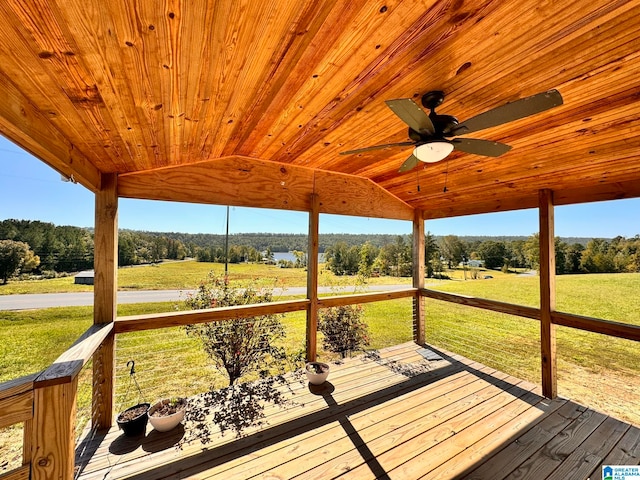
[{"left": 340, "top": 89, "right": 563, "bottom": 172}]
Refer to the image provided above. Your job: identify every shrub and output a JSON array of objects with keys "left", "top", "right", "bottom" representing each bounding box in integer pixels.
[
  {"left": 318, "top": 304, "right": 369, "bottom": 358},
  {"left": 181, "top": 272, "right": 306, "bottom": 440},
  {"left": 183, "top": 272, "right": 286, "bottom": 386}
]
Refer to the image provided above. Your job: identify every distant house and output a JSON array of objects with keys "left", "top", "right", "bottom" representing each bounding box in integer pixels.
[
  {"left": 467, "top": 260, "right": 485, "bottom": 268},
  {"left": 74, "top": 270, "right": 94, "bottom": 285}
]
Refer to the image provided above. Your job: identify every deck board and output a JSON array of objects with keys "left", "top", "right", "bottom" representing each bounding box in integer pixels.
[
  {"left": 501, "top": 408, "right": 609, "bottom": 479},
  {"left": 593, "top": 426, "right": 640, "bottom": 480},
  {"left": 422, "top": 395, "right": 566, "bottom": 480},
  {"left": 200, "top": 370, "right": 483, "bottom": 479},
  {"left": 326, "top": 382, "right": 534, "bottom": 480},
  {"left": 75, "top": 342, "right": 639, "bottom": 480},
  {"left": 544, "top": 416, "right": 631, "bottom": 480}
]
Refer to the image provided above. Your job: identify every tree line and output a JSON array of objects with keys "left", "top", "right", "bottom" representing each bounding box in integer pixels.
[
  {"left": 1, "top": 219, "right": 639, "bottom": 284},
  {"left": 0, "top": 219, "right": 93, "bottom": 277},
  {"left": 323, "top": 233, "right": 640, "bottom": 278},
  {"left": 122, "top": 231, "right": 411, "bottom": 265}
]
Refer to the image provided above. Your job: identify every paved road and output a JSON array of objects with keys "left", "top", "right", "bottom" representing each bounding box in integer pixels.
[{"left": 0, "top": 284, "right": 412, "bottom": 311}]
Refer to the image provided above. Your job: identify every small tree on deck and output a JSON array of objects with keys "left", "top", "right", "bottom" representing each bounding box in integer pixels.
[
  {"left": 181, "top": 272, "right": 303, "bottom": 439},
  {"left": 184, "top": 272, "right": 286, "bottom": 386}
]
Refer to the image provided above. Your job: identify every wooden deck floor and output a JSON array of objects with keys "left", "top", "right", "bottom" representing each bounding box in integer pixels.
[{"left": 75, "top": 343, "right": 639, "bottom": 479}]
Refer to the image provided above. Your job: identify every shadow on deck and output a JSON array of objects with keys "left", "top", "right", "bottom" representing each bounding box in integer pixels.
[{"left": 75, "top": 342, "right": 639, "bottom": 480}]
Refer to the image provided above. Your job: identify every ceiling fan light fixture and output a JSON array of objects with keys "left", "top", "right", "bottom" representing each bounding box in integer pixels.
[{"left": 413, "top": 141, "right": 454, "bottom": 163}]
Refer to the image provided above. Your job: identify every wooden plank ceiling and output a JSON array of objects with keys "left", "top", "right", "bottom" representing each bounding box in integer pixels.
[{"left": 0, "top": 0, "right": 639, "bottom": 221}]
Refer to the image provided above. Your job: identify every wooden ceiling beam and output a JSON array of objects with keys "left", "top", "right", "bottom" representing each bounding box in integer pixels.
[{"left": 117, "top": 156, "right": 413, "bottom": 220}]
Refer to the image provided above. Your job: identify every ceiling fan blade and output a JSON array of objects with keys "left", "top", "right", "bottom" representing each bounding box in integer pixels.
[
  {"left": 451, "top": 138, "right": 512, "bottom": 157},
  {"left": 449, "top": 89, "right": 563, "bottom": 136},
  {"left": 385, "top": 98, "right": 435, "bottom": 135},
  {"left": 398, "top": 153, "right": 420, "bottom": 172},
  {"left": 340, "top": 141, "right": 414, "bottom": 155}
]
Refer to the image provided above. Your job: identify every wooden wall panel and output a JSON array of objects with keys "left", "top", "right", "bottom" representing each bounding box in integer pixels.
[
  {"left": 314, "top": 169, "right": 413, "bottom": 220},
  {"left": 118, "top": 156, "right": 315, "bottom": 211},
  {"left": 0, "top": 390, "right": 32, "bottom": 430}
]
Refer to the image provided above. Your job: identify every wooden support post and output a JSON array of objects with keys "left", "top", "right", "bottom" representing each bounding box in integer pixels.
[
  {"left": 23, "top": 417, "right": 33, "bottom": 468},
  {"left": 413, "top": 210, "right": 425, "bottom": 344},
  {"left": 92, "top": 173, "right": 118, "bottom": 429},
  {"left": 539, "top": 189, "right": 557, "bottom": 398},
  {"left": 306, "top": 193, "right": 320, "bottom": 361},
  {"left": 31, "top": 378, "right": 78, "bottom": 480}
]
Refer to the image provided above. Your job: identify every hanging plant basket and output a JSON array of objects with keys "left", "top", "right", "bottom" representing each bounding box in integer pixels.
[
  {"left": 116, "top": 403, "right": 150, "bottom": 436},
  {"left": 116, "top": 360, "right": 149, "bottom": 436}
]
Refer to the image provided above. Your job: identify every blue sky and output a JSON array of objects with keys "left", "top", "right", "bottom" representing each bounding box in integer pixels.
[{"left": 1, "top": 136, "right": 638, "bottom": 238}]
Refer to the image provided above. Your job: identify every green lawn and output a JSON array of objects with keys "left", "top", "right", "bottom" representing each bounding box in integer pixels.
[
  {"left": 2, "top": 270, "right": 638, "bottom": 384},
  {"left": 0, "top": 260, "right": 412, "bottom": 295},
  {"left": 428, "top": 271, "right": 640, "bottom": 325},
  {"left": 1, "top": 270, "right": 638, "bottom": 429},
  {"left": 424, "top": 272, "right": 640, "bottom": 426}
]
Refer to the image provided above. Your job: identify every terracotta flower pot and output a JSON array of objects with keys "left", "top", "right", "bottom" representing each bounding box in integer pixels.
[{"left": 305, "top": 362, "right": 330, "bottom": 385}]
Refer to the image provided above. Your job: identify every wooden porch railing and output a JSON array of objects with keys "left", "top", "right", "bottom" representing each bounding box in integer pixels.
[
  {"left": 421, "top": 288, "right": 640, "bottom": 342},
  {"left": 0, "top": 289, "right": 417, "bottom": 480},
  {"left": 0, "top": 323, "right": 112, "bottom": 480},
  {"left": 0, "top": 373, "right": 37, "bottom": 480},
  {"left": 2, "top": 286, "right": 639, "bottom": 480}
]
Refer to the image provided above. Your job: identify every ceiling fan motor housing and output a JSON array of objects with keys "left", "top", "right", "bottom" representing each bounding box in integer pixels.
[
  {"left": 408, "top": 115, "right": 459, "bottom": 141},
  {"left": 431, "top": 114, "right": 459, "bottom": 137},
  {"left": 421, "top": 90, "right": 445, "bottom": 110},
  {"left": 419, "top": 91, "right": 460, "bottom": 137}
]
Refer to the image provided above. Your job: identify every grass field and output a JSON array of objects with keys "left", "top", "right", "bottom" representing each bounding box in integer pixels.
[
  {"left": 0, "top": 260, "right": 414, "bottom": 295},
  {"left": 428, "top": 271, "right": 640, "bottom": 324},
  {"left": 0, "top": 262, "right": 525, "bottom": 382},
  {"left": 0, "top": 266, "right": 638, "bottom": 469},
  {"left": 2, "top": 267, "right": 638, "bottom": 386},
  {"left": 425, "top": 271, "right": 640, "bottom": 426}
]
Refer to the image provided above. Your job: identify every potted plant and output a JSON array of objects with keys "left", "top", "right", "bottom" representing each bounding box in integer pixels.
[
  {"left": 116, "top": 360, "right": 150, "bottom": 436},
  {"left": 305, "top": 361, "right": 330, "bottom": 385},
  {"left": 148, "top": 397, "right": 187, "bottom": 432},
  {"left": 116, "top": 402, "right": 151, "bottom": 436}
]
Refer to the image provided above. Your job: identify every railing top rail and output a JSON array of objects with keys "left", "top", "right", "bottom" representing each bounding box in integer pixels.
[
  {"left": 115, "top": 298, "right": 311, "bottom": 333},
  {"left": 421, "top": 287, "right": 640, "bottom": 343},
  {"left": 34, "top": 322, "right": 113, "bottom": 388},
  {"left": 317, "top": 288, "right": 417, "bottom": 308},
  {"left": 113, "top": 290, "right": 419, "bottom": 334},
  {"left": 0, "top": 371, "right": 39, "bottom": 401},
  {"left": 552, "top": 310, "right": 640, "bottom": 342},
  {"left": 421, "top": 287, "right": 540, "bottom": 320}
]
